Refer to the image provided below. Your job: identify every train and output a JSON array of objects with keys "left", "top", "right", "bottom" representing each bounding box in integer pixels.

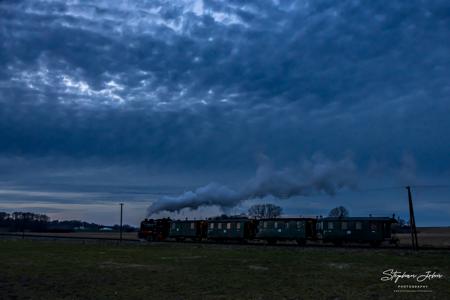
[{"left": 138, "top": 215, "right": 398, "bottom": 247}]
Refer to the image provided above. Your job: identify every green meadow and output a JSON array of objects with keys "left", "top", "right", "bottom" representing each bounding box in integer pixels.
[{"left": 1, "top": 240, "right": 449, "bottom": 299}]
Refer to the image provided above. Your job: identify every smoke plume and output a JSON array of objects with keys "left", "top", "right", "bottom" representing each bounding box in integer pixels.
[{"left": 147, "top": 155, "right": 357, "bottom": 216}]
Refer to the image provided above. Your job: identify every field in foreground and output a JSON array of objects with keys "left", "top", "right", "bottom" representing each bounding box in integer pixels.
[{"left": 1, "top": 240, "right": 449, "bottom": 300}]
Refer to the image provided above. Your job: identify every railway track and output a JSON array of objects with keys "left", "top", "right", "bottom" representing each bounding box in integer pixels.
[{"left": 1, "top": 232, "right": 449, "bottom": 251}]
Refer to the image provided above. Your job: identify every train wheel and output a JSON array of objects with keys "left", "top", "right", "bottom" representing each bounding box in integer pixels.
[
  {"left": 332, "top": 240, "right": 343, "bottom": 246},
  {"left": 390, "top": 237, "right": 400, "bottom": 247},
  {"left": 296, "top": 239, "right": 306, "bottom": 246},
  {"left": 370, "top": 241, "right": 381, "bottom": 248}
]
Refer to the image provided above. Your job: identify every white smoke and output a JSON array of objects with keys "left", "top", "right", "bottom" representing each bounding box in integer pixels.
[
  {"left": 147, "top": 155, "right": 357, "bottom": 216},
  {"left": 148, "top": 182, "right": 241, "bottom": 215}
]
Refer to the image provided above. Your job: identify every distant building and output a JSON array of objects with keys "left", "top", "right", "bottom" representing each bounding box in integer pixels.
[{"left": 99, "top": 227, "right": 113, "bottom": 231}]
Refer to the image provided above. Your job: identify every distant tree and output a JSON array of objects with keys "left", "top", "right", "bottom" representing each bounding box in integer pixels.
[
  {"left": 248, "top": 204, "right": 282, "bottom": 219},
  {"left": 12, "top": 212, "right": 23, "bottom": 220},
  {"left": 0, "top": 212, "right": 9, "bottom": 220},
  {"left": 0, "top": 212, "right": 10, "bottom": 228},
  {"left": 397, "top": 216, "right": 406, "bottom": 227},
  {"left": 0, "top": 211, "right": 110, "bottom": 233},
  {"left": 328, "top": 206, "right": 349, "bottom": 217}
]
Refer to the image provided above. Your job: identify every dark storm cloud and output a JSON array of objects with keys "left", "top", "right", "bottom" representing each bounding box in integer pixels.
[{"left": 1, "top": 0, "right": 450, "bottom": 172}]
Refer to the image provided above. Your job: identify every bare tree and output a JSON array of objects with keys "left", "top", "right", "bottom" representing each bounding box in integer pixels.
[
  {"left": 397, "top": 216, "right": 406, "bottom": 227},
  {"left": 0, "top": 212, "right": 9, "bottom": 221},
  {"left": 248, "top": 204, "right": 282, "bottom": 219},
  {"left": 328, "top": 206, "right": 349, "bottom": 217}
]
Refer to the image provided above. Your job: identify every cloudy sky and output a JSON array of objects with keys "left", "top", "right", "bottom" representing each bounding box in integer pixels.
[{"left": 1, "top": 0, "right": 449, "bottom": 225}]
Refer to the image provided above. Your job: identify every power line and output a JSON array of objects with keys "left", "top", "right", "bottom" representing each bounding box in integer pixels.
[
  {"left": 410, "top": 184, "right": 450, "bottom": 189},
  {"left": 334, "top": 184, "right": 450, "bottom": 195},
  {"left": 353, "top": 186, "right": 404, "bottom": 192}
]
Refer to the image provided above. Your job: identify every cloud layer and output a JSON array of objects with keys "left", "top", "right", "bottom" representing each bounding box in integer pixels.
[
  {"left": 1, "top": 0, "right": 449, "bottom": 171},
  {"left": 1, "top": 1, "right": 450, "bottom": 224}
]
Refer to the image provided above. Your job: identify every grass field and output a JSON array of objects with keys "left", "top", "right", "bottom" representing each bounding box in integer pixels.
[
  {"left": 397, "top": 227, "right": 450, "bottom": 248},
  {"left": 1, "top": 240, "right": 449, "bottom": 300}
]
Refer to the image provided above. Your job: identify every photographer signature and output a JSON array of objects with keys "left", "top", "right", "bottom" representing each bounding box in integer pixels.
[{"left": 381, "top": 269, "right": 444, "bottom": 283}]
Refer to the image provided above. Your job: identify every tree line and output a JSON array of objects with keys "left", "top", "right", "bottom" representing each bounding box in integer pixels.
[
  {"left": 247, "top": 204, "right": 350, "bottom": 219},
  {"left": 0, "top": 211, "right": 136, "bottom": 233}
]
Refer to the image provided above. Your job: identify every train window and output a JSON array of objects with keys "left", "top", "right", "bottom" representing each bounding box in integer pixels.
[
  {"left": 210, "top": 223, "right": 214, "bottom": 229},
  {"left": 263, "top": 221, "right": 267, "bottom": 228},
  {"left": 356, "top": 222, "right": 362, "bottom": 230},
  {"left": 171, "top": 223, "right": 176, "bottom": 229},
  {"left": 218, "top": 223, "right": 222, "bottom": 229},
  {"left": 285, "top": 222, "right": 289, "bottom": 229},
  {"left": 236, "top": 223, "right": 241, "bottom": 229},
  {"left": 227, "top": 223, "right": 231, "bottom": 229},
  {"left": 297, "top": 221, "right": 302, "bottom": 228},
  {"left": 190, "top": 222, "right": 195, "bottom": 229},
  {"left": 328, "top": 222, "right": 334, "bottom": 229},
  {"left": 341, "top": 222, "right": 348, "bottom": 230},
  {"left": 274, "top": 222, "right": 278, "bottom": 228}
]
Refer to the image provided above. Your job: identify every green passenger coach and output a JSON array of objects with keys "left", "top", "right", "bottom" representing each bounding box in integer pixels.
[
  {"left": 169, "top": 220, "right": 207, "bottom": 241},
  {"left": 318, "top": 217, "right": 397, "bottom": 247},
  {"left": 207, "top": 218, "right": 258, "bottom": 241},
  {"left": 256, "top": 218, "right": 317, "bottom": 245}
]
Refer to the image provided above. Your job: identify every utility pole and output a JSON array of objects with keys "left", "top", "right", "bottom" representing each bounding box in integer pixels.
[
  {"left": 119, "top": 203, "right": 124, "bottom": 242},
  {"left": 406, "top": 186, "right": 419, "bottom": 250},
  {"left": 22, "top": 216, "right": 25, "bottom": 240}
]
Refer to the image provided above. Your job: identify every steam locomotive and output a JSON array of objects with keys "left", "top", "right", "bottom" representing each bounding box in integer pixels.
[{"left": 138, "top": 215, "right": 398, "bottom": 247}]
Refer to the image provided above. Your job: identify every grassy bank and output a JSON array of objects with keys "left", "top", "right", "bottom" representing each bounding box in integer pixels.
[{"left": 1, "top": 240, "right": 449, "bottom": 299}]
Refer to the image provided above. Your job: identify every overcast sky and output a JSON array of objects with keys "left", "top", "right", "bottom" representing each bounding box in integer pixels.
[{"left": 1, "top": 0, "right": 449, "bottom": 225}]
